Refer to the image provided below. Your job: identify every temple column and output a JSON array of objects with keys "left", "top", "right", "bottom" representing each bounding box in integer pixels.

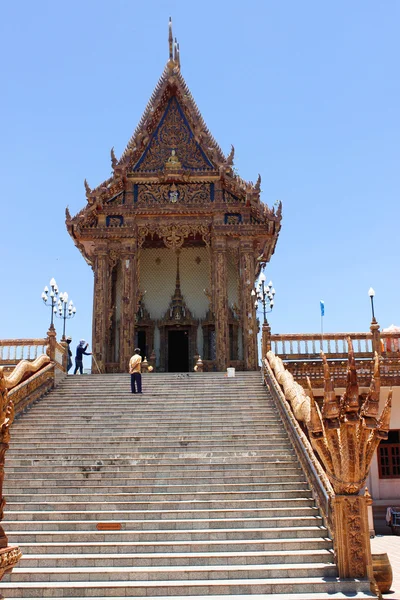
[
  {"left": 240, "top": 240, "right": 258, "bottom": 370},
  {"left": 119, "top": 245, "right": 137, "bottom": 372},
  {"left": 92, "top": 247, "right": 109, "bottom": 373},
  {"left": 212, "top": 237, "right": 229, "bottom": 371}
]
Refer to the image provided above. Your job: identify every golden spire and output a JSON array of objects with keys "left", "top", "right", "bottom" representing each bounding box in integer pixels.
[
  {"left": 168, "top": 17, "right": 173, "bottom": 61},
  {"left": 167, "top": 18, "right": 180, "bottom": 71}
]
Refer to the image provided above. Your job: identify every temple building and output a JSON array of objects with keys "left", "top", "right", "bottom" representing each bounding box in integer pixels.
[{"left": 66, "top": 21, "right": 281, "bottom": 373}]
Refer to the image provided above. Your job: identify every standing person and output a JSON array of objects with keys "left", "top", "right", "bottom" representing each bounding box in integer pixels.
[
  {"left": 74, "top": 340, "right": 92, "bottom": 375},
  {"left": 66, "top": 336, "right": 73, "bottom": 373},
  {"left": 129, "top": 348, "right": 142, "bottom": 393}
]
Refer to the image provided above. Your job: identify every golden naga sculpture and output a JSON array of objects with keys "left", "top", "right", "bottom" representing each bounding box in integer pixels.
[
  {"left": 306, "top": 340, "right": 391, "bottom": 495},
  {"left": 267, "top": 350, "right": 311, "bottom": 423},
  {"left": 0, "top": 355, "right": 50, "bottom": 580},
  {"left": 268, "top": 339, "right": 391, "bottom": 586}
]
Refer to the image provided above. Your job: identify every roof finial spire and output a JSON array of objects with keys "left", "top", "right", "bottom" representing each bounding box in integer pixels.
[{"left": 168, "top": 17, "right": 173, "bottom": 61}]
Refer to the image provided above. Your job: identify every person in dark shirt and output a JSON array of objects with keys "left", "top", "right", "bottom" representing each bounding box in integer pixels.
[
  {"left": 66, "top": 336, "right": 73, "bottom": 373},
  {"left": 74, "top": 339, "right": 92, "bottom": 375}
]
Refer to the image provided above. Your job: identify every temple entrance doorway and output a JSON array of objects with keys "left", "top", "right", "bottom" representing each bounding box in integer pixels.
[
  {"left": 137, "top": 331, "right": 147, "bottom": 359},
  {"left": 168, "top": 329, "right": 189, "bottom": 372}
]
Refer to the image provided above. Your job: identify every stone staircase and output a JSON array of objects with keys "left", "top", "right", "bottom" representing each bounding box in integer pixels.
[{"left": 1, "top": 372, "right": 375, "bottom": 599}]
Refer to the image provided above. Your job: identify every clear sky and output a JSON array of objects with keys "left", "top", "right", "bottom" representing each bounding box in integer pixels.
[{"left": 1, "top": 0, "right": 399, "bottom": 349}]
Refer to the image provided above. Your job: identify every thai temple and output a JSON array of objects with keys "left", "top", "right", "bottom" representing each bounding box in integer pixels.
[
  {"left": 66, "top": 18, "right": 281, "bottom": 374},
  {"left": 0, "top": 18, "right": 398, "bottom": 600}
]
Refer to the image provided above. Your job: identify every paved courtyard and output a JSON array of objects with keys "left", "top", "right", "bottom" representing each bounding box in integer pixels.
[{"left": 371, "top": 535, "right": 400, "bottom": 599}]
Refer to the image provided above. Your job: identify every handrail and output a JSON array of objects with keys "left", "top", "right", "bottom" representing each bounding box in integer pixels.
[
  {"left": 8, "top": 362, "right": 54, "bottom": 415},
  {"left": 262, "top": 358, "right": 334, "bottom": 531},
  {"left": 3, "top": 355, "right": 50, "bottom": 389},
  {"left": 0, "top": 339, "right": 48, "bottom": 364}
]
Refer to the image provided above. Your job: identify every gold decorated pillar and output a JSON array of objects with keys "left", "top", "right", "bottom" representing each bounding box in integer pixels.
[
  {"left": 331, "top": 495, "right": 375, "bottom": 584},
  {"left": 212, "top": 237, "right": 229, "bottom": 371},
  {"left": 119, "top": 246, "right": 137, "bottom": 372},
  {"left": 92, "top": 248, "right": 109, "bottom": 373},
  {"left": 240, "top": 241, "right": 258, "bottom": 370}
]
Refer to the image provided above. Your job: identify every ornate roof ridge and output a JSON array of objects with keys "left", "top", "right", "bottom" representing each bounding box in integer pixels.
[
  {"left": 118, "top": 67, "right": 226, "bottom": 167},
  {"left": 118, "top": 18, "right": 226, "bottom": 167},
  {"left": 120, "top": 65, "right": 170, "bottom": 162},
  {"left": 81, "top": 19, "right": 263, "bottom": 203}
]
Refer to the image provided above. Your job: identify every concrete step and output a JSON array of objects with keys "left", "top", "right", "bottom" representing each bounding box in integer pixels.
[
  {"left": 5, "top": 456, "right": 302, "bottom": 466},
  {"left": 5, "top": 497, "right": 316, "bottom": 511},
  {"left": 4, "top": 483, "right": 310, "bottom": 496},
  {"left": 0, "top": 577, "right": 374, "bottom": 597},
  {"left": 13, "top": 537, "right": 334, "bottom": 554},
  {"left": 4, "top": 474, "right": 308, "bottom": 487},
  {"left": 5, "top": 464, "right": 302, "bottom": 475},
  {"left": 5, "top": 489, "right": 314, "bottom": 502},
  {"left": 0, "top": 594, "right": 378, "bottom": 600},
  {"left": 7, "top": 562, "right": 339, "bottom": 582},
  {"left": 4, "top": 506, "right": 320, "bottom": 522},
  {"left": 3, "top": 515, "right": 323, "bottom": 532},
  {"left": 17, "top": 548, "right": 334, "bottom": 567},
  {"left": 5, "top": 525, "right": 328, "bottom": 542}
]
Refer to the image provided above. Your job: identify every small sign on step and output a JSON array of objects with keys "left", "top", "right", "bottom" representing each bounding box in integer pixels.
[{"left": 96, "top": 523, "right": 122, "bottom": 531}]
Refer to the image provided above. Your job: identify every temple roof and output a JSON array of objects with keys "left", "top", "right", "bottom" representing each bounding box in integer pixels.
[
  {"left": 66, "top": 19, "right": 282, "bottom": 267},
  {"left": 80, "top": 18, "right": 262, "bottom": 201}
]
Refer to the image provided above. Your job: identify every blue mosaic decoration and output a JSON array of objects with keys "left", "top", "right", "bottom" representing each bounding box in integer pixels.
[
  {"left": 224, "top": 213, "right": 242, "bottom": 225},
  {"left": 106, "top": 215, "right": 124, "bottom": 227},
  {"left": 133, "top": 97, "right": 214, "bottom": 172}
]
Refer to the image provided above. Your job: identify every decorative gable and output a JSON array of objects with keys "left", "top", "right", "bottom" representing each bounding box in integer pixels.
[{"left": 132, "top": 97, "right": 214, "bottom": 173}]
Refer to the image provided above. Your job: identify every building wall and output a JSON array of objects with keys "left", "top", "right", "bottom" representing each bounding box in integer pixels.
[{"left": 367, "top": 386, "right": 400, "bottom": 501}]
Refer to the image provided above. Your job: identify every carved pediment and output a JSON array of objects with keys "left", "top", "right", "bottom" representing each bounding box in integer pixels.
[{"left": 132, "top": 97, "right": 215, "bottom": 173}]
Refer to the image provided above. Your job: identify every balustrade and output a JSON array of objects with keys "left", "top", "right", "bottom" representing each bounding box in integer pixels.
[
  {"left": 270, "top": 332, "right": 374, "bottom": 360},
  {"left": 265, "top": 330, "right": 400, "bottom": 387},
  {"left": 0, "top": 339, "right": 48, "bottom": 365}
]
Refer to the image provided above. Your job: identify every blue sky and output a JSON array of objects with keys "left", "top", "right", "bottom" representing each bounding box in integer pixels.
[{"left": 1, "top": 0, "right": 399, "bottom": 348}]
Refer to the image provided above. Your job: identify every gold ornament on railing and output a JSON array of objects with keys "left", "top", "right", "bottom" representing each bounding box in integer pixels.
[
  {"left": 306, "top": 339, "right": 391, "bottom": 495},
  {"left": 0, "top": 366, "right": 23, "bottom": 578}
]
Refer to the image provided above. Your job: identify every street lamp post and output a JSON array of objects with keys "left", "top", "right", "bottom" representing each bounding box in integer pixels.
[
  {"left": 41, "top": 278, "right": 59, "bottom": 330},
  {"left": 368, "top": 287, "right": 381, "bottom": 356},
  {"left": 368, "top": 287, "right": 376, "bottom": 324},
  {"left": 251, "top": 272, "right": 276, "bottom": 324},
  {"left": 56, "top": 292, "right": 77, "bottom": 340}
]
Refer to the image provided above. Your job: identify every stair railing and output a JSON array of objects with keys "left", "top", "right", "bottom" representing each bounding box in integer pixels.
[
  {"left": 263, "top": 344, "right": 391, "bottom": 596},
  {"left": 262, "top": 357, "right": 334, "bottom": 531},
  {"left": 0, "top": 355, "right": 55, "bottom": 582}
]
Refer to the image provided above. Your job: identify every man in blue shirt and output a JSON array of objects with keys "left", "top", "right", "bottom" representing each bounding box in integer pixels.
[{"left": 74, "top": 340, "right": 92, "bottom": 375}]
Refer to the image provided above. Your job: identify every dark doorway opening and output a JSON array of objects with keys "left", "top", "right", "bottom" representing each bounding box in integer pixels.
[
  {"left": 168, "top": 329, "right": 189, "bottom": 372},
  {"left": 136, "top": 331, "right": 147, "bottom": 359}
]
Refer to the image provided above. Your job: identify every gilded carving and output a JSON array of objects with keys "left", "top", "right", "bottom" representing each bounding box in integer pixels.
[
  {"left": 306, "top": 340, "right": 391, "bottom": 496},
  {"left": 133, "top": 97, "right": 214, "bottom": 172},
  {"left": 138, "top": 222, "right": 210, "bottom": 249},
  {"left": 213, "top": 243, "right": 229, "bottom": 371},
  {"left": 135, "top": 182, "right": 211, "bottom": 206},
  {"left": 240, "top": 246, "right": 257, "bottom": 370}
]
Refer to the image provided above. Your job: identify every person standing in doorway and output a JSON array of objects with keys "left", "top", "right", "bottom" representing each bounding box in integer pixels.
[
  {"left": 74, "top": 340, "right": 92, "bottom": 375},
  {"left": 66, "top": 336, "right": 73, "bottom": 373},
  {"left": 129, "top": 348, "right": 142, "bottom": 393}
]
